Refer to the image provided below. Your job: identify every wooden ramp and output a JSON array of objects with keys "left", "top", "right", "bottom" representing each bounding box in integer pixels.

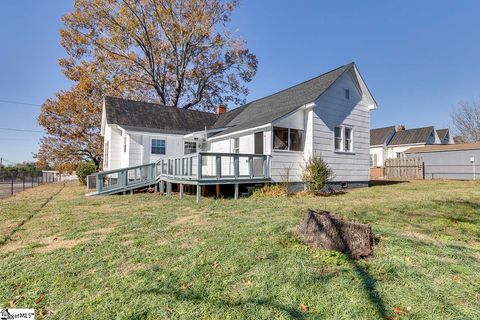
[{"left": 87, "top": 152, "right": 271, "bottom": 202}]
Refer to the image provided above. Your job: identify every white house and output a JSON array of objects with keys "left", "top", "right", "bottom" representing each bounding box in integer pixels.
[
  {"left": 101, "top": 62, "right": 377, "bottom": 190},
  {"left": 369, "top": 126, "right": 455, "bottom": 168}
]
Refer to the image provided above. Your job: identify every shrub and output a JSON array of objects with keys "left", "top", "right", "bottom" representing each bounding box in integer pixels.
[
  {"left": 251, "top": 184, "right": 289, "bottom": 198},
  {"left": 301, "top": 155, "right": 333, "bottom": 194},
  {"left": 76, "top": 162, "right": 96, "bottom": 185}
]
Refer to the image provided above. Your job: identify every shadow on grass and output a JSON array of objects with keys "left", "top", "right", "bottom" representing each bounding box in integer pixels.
[
  {"left": 369, "top": 180, "right": 409, "bottom": 187},
  {"left": 350, "top": 260, "right": 388, "bottom": 319},
  {"left": 141, "top": 282, "right": 313, "bottom": 319}
]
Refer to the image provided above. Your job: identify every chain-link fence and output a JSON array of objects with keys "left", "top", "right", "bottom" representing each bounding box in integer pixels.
[{"left": 0, "top": 171, "right": 58, "bottom": 199}]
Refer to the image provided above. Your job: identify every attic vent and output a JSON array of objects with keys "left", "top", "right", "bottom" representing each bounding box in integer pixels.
[{"left": 345, "top": 89, "right": 350, "bottom": 100}]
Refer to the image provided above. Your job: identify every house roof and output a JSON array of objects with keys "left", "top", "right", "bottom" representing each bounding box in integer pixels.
[
  {"left": 104, "top": 96, "right": 218, "bottom": 134},
  {"left": 404, "top": 143, "right": 480, "bottom": 153},
  {"left": 104, "top": 62, "right": 375, "bottom": 138},
  {"left": 388, "top": 126, "right": 435, "bottom": 146},
  {"left": 210, "top": 62, "right": 358, "bottom": 136},
  {"left": 370, "top": 126, "right": 396, "bottom": 146},
  {"left": 436, "top": 128, "right": 449, "bottom": 141}
]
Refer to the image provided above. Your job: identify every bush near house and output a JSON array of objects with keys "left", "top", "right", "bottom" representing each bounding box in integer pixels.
[
  {"left": 75, "top": 162, "right": 96, "bottom": 185},
  {"left": 301, "top": 155, "right": 333, "bottom": 193}
]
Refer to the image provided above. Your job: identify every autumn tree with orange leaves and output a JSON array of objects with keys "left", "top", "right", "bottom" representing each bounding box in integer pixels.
[{"left": 37, "top": 0, "right": 257, "bottom": 170}]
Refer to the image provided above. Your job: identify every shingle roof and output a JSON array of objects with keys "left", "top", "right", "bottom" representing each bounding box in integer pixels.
[
  {"left": 210, "top": 63, "right": 355, "bottom": 136},
  {"left": 388, "top": 126, "right": 435, "bottom": 146},
  {"left": 404, "top": 143, "right": 480, "bottom": 153},
  {"left": 104, "top": 96, "right": 218, "bottom": 134},
  {"left": 436, "top": 128, "right": 449, "bottom": 141},
  {"left": 370, "top": 126, "right": 396, "bottom": 146}
]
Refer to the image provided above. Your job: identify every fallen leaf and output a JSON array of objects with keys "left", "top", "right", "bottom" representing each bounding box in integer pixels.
[
  {"left": 180, "top": 283, "right": 192, "bottom": 291},
  {"left": 393, "top": 306, "right": 408, "bottom": 315},
  {"left": 451, "top": 275, "right": 458, "bottom": 282},
  {"left": 212, "top": 261, "right": 220, "bottom": 269},
  {"left": 52, "top": 237, "right": 58, "bottom": 241},
  {"left": 35, "top": 295, "right": 45, "bottom": 304},
  {"left": 300, "top": 303, "right": 308, "bottom": 312},
  {"left": 242, "top": 279, "right": 252, "bottom": 287}
]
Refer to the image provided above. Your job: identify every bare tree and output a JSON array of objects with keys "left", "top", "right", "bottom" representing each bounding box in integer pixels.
[
  {"left": 61, "top": 0, "right": 257, "bottom": 111},
  {"left": 451, "top": 100, "right": 480, "bottom": 143}
]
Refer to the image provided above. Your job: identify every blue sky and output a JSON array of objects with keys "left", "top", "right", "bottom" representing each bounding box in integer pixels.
[{"left": 1, "top": 0, "right": 480, "bottom": 163}]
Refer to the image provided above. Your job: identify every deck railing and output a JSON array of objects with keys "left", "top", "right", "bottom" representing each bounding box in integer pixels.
[{"left": 90, "top": 152, "right": 271, "bottom": 194}]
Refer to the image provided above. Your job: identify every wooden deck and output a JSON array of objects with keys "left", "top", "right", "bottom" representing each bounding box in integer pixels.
[{"left": 88, "top": 152, "right": 271, "bottom": 202}]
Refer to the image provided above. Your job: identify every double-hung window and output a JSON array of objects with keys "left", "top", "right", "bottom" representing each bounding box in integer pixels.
[
  {"left": 334, "top": 126, "right": 353, "bottom": 152},
  {"left": 232, "top": 137, "right": 240, "bottom": 153},
  {"left": 273, "top": 127, "right": 304, "bottom": 151},
  {"left": 151, "top": 139, "right": 166, "bottom": 155},
  {"left": 184, "top": 141, "right": 197, "bottom": 155}
]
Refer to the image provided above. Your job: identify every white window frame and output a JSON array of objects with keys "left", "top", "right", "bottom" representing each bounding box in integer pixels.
[
  {"left": 184, "top": 141, "right": 197, "bottom": 155},
  {"left": 151, "top": 139, "right": 166, "bottom": 155},
  {"left": 231, "top": 137, "right": 240, "bottom": 153},
  {"left": 333, "top": 126, "right": 354, "bottom": 153},
  {"left": 273, "top": 126, "right": 305, "bottom": 152}
]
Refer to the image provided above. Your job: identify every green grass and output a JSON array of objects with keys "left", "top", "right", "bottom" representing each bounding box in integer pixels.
[{"left": 0, "top": 180, "right": 479, "bottom": 319}]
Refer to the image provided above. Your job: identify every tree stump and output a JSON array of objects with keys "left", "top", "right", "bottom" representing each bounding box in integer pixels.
[{"left": 296, "top": 209, "right": 374, "bottom": 259}]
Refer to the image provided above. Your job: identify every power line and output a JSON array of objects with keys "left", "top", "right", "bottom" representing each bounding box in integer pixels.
[
  {"left": 0, "top": 99, "right": 42, "bottom": 107},
  {"left": 0, "top": 127, "right": 44, "bottom": 134}
]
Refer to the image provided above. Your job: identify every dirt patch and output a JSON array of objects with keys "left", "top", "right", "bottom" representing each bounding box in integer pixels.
[
  {"left": 35, "top": 237, "right": 89, "bottom": 253},
  {"left": 400, "top": 231, "right": 441, "bottom": 245},
  {"left": 117, "top": 263, "right": 149, "bottom": 275},
  {"left": 170, "top": 214, "right": 206, "bottom": 227},
  {"left": 83, "top": 226, "right": 115, "bottom": 236},
  {"left": 2, "top": 235, "right": 89, "bottom": 253}
]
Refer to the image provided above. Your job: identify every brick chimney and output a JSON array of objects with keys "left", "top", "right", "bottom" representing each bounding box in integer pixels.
[{"left": 216, "top": 105, "right": 227, "bottom": 115}]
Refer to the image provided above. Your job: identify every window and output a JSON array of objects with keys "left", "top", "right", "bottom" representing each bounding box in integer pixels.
[
  {"left": 104, "top": 141, "right": 109, "bottom": 168},
  {"left": 344, "top": 127, "right": 352, "bottom": 152},
  {"left": 232, "top": 137, "right": 239, "bottom": 153},
  {"left": 334, "top": 127, "right": 342, "bottom": 151},
  {"left": 370, "top": 154, "right": 378, "bottom": 168},
  {"left": 184, "top": 141, "right": 197, "bottom": 155},
  {"left": 273, "top": 127, "right": 289, "bottom": 150},
  {"left": 151, "top": 139, "right": 166, "bottom": 155},
  {"left": 290, "top": 129, "right": 304, "bottom": 151},
  {"left": 334, "top": 126, "right": 353, "bottom": 152},
  {"left": 273, "top": 127, "right": 304, "bottom": 151},
  {"left": 123, "top": 135, "right": 127, "bottom": 153},
  {"left": 396, "top": 152, "right": 402, "bottom": 159},
  {"left": 345, "top": 89, "right": 350, "bottom": 99}
]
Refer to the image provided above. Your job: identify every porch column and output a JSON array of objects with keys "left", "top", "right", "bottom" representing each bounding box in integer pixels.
[
  {"left": 179, "top": 184, "right": 184, "bottom": 199},
  {"left": 234, "top": 184, "right": 239, "bottom": 200},
  {"left": 196, "top": 184, "right": 201, "bottom": 203},
  {"left": 166, "top": 182, "right": 172, "bottom": 196}
]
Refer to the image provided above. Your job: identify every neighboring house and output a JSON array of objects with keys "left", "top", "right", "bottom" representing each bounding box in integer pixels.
[
  {"left": 369, "top": 126, "right": 396, "bottom": 168},
  {"left": 369, "top": 126, "right": 456, "bottom": 170},
  {"left": 387, "top": 126, "right": 441, "bottom": 159},
  {"left": 405, "top": 143, "right": 480, "bottom": 180},
  {"left": 101, "top": 62, "right": 377, "bottom": 190},
  {"left": 436, "top": 128, "right": 455, "bottom": 145}
]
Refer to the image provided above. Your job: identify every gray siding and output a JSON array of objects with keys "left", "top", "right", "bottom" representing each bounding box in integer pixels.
[{"left": 312, "top": 71, "right": 371, "bottom": 182}]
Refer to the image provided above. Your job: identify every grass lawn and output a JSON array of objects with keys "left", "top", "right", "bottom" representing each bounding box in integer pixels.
[{"left": 1, "top": 180, "right": 479, "bottom": 319}]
